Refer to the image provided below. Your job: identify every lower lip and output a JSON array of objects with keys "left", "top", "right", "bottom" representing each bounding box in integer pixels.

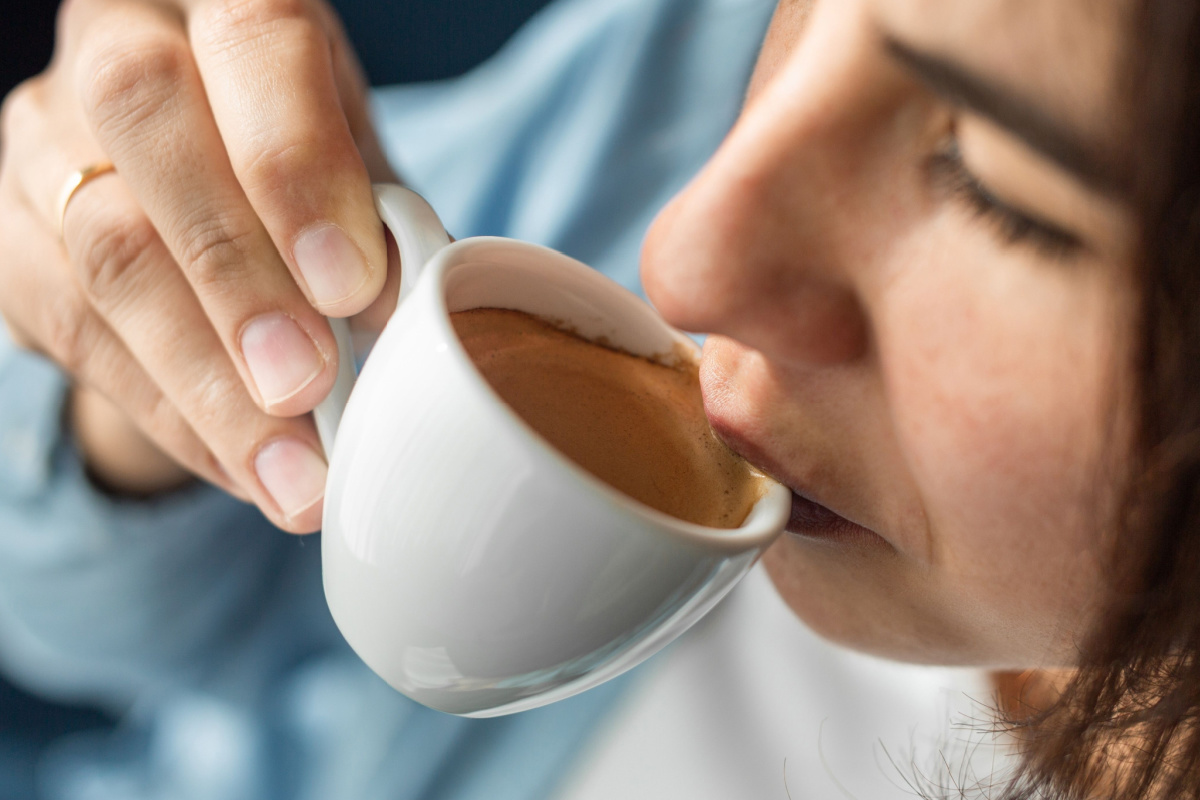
[{"left": 786, "top": 492, "right": 886, "bottom": 548}]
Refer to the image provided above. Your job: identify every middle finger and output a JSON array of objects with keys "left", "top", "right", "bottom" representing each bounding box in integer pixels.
[
  {"left": 63, "top": 173, "right": 329, "bottom": 531},
  {"left": 187, "top": 0, "right": 388, "bottom": 313},
  {"left": 73, "top": 0, "right": 339, "bottom": 417}
]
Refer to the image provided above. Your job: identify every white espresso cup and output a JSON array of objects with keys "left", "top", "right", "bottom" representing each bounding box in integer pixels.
[{"left": 314, "top": 184, "right": 790, "bottom": 717}]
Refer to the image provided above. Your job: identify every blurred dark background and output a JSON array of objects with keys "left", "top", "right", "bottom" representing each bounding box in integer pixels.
[
  {"left": 0, "top": 2, "right": 553, "bottom": 794},
  {"left": 1, "top": 0, "right": 556, "bottom": 97}
]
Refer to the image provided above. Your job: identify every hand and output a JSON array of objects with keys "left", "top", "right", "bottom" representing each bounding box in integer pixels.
[{"left": 0, "top": 0, "right": 399, "bottom": 532}]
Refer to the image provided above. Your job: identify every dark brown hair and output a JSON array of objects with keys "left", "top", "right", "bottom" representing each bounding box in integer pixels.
[{"left": 993, "top": 0, "right": 1200, "bottom": 797}]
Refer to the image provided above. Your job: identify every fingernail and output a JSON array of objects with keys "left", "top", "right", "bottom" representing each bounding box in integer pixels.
[
  {"left": 241, "top": 312, "right": 325, "bottom": 408},
  {"left": 293, "top": 223, "right": 370, "bottom": 308},
  {"left": 255, "top": 438, "right": 327, "bottom": 520}
]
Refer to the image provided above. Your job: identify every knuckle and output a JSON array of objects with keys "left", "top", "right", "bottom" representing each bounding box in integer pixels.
[
  {"left": 73, "top": 209, "right": 159, "bottom": 302},
  {"left": 0, "top": 78, "right": 43, "bottom": 145},
  {"left": 177, "top": 214, "right": 255, "bottom": 292},
  {"left": 240, "top": 139, "right": 327, "bottom": 198},
  {"left": 79, "top": 33, "right": 190, "bottom": 135},
  {"left": 57, "top": 0, "right": 88, "bottom": 32},
  {"left": 225, "top": 0, "right": 311, "bottom": 27},
  {"left": 199, "top": 0, "right": 318, "bottom": 52},
  {"left": 185, "top": 371, "right": 241, "bottom": 435},
  {"left": 41, "top": 290, "right": 94, "bottom": 374}
]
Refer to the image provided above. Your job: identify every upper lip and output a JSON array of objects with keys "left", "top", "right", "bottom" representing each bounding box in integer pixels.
[{"left": 707, "top": 415, "right": 881, "bottom": 538}]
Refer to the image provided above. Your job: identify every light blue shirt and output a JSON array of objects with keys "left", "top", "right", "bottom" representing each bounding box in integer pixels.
[{"left": 0, "top": 0, "right": 773, "bottom": 796}]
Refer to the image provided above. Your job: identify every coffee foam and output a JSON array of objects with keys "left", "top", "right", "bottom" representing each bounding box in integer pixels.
[{"left": 451, "top": 308, "right": 765, "bottom": 528}]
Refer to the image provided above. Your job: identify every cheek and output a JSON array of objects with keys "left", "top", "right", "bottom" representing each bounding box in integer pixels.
[{"left": 878, "top": 236, "right": 1124, "bottom": 649}]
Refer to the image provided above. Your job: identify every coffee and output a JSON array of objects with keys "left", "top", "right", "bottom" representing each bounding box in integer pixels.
[{"left": 451, "top": 308, "right": 766, "bottom": 528}]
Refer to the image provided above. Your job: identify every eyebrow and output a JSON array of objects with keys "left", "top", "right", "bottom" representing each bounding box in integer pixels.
[{"left": 883, "top": 36, "right": 1123, "bottom": 192}]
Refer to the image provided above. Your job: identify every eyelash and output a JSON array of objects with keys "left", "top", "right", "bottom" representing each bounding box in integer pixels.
[{"left": 927, "top": 137, "right": 1083, "bottom": 260}]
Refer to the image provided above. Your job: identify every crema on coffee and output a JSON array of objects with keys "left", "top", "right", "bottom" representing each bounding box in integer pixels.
[{"left": 451, "top": 308, "right": 766, "bottom": 528}]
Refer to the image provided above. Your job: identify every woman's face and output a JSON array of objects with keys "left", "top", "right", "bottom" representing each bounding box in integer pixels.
[{"left": 642, "top": 0, "right": 1138, "bottom": 667}]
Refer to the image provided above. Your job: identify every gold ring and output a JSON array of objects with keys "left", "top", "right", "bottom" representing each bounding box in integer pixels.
[{"left": 56, "top": 160, "right": 116, "bottom": 240}]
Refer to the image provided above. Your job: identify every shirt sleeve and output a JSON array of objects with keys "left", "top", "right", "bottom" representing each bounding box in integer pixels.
[{"left": 0, "top": 326, "right": 340, "bottom": 711}]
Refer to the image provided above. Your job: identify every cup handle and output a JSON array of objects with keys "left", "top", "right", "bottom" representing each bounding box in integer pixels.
[{"left": 313, "top": 184, "right": 452, "bottom": 456}]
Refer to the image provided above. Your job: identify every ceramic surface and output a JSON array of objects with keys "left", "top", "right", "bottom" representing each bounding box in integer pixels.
[{"left": 316, "top": 185, "right": 790, "bottom": 716}]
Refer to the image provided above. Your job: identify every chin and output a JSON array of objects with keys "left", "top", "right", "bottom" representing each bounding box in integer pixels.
[{"left": 759, "top": 536, "right": 1022, "bottom": 667}]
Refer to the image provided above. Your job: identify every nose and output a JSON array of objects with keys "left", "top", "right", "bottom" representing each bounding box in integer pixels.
[
  {"left": 641, "top": 2, "right": 887, "bottom": 369},
  {"left": 641, "top": 166, "right": 868, "bottom": 367}
]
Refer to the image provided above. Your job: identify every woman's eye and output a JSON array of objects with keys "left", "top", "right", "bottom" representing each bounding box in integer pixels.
[{"left": 927, "top": 137, "right": 1084, "bottom": 260}]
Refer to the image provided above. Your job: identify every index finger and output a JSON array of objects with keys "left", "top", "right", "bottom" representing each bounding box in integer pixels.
[{"left": 187, "top": 0, "right": 386, "bottom": 317}]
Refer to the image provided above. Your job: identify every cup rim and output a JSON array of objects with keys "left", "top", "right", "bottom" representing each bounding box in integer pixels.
[{"left": 418, "top": 236, "right": 790, "bottom": 554}]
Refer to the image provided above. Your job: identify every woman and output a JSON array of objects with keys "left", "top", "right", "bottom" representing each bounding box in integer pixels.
[
  {"left": 690, "top": 3, "right": 1196, "bottom": 796},
  {"left": 648, "top": 1, "right": 1199, "bottom": 794},
  {"left": 0, "top": 0, "right": 1196, "bottom": 797}
]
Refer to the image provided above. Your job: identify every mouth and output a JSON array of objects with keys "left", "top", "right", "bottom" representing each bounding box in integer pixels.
[
  {"left": 784, "top": 491, "right": 885, "bottom": 548},
  {"left": 709, "top": 419, "right": 890, "bottom": 549}
]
